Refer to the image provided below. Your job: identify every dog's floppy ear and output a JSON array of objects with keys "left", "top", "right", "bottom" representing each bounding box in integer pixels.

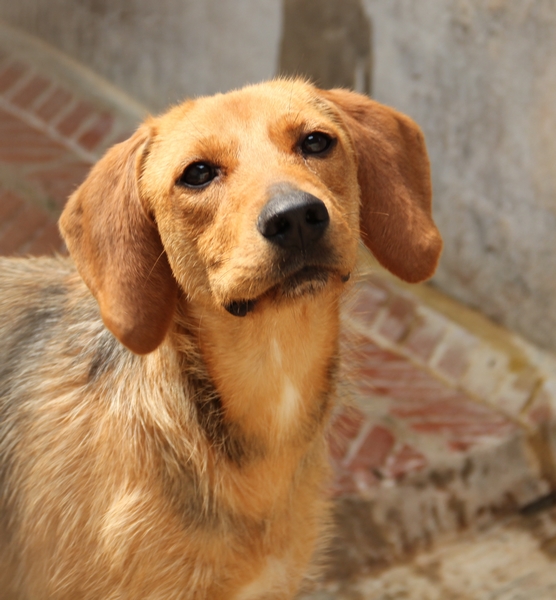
[
  {"left": 59, "top": 125, "right": 178, "bottom": 355},
  {"left": 321, "top": 89, "right": 442, "bottom": 283}
]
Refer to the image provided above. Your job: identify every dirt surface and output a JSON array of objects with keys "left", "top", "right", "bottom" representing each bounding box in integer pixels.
[{"left": 301, "top": 502, "right": 556, "bottom": 600}]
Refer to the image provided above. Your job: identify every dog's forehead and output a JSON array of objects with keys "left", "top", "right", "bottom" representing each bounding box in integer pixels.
[{"left": 155, "top": 81, "right": 340, "bottom": 148}]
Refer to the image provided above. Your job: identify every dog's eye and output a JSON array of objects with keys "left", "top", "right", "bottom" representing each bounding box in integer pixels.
[
  {"left": 177, "top": 162, "right": 217, "bottom": 188},
  {"left": 300, "top": 132, "right": 334, "bottom": 156}
]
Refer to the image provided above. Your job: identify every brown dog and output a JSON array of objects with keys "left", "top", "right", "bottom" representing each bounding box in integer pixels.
[{"left": 0, "top": 80, "right": 441, "bottom": 599}]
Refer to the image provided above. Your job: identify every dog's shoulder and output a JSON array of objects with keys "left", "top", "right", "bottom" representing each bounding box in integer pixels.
[
  {"left": 0, "top": 255, "right": 116, "bottom": 394},
  {"left": 0, "top": 255, "right": 74, "bottom": 304},
  {"left": 0, "top": 256, "right": 82, "bottom": 345}
]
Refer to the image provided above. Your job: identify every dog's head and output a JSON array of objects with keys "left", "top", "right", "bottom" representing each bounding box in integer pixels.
[{"left": 60, "top": 80, "right": 442, "bottom": 355}]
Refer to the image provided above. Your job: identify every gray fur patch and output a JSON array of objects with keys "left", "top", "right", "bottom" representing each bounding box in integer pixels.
[{"left": 87, "top": 330, "right": 122, "bottom": 382}]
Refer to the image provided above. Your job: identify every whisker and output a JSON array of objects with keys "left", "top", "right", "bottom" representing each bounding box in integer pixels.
[{"left": 146, "top": 250, "right": 168, "bottom": 282}]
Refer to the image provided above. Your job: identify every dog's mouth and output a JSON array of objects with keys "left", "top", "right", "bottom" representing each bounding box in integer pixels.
[{"left": 224, "top": 266, "right": 351, "bottom": 317}]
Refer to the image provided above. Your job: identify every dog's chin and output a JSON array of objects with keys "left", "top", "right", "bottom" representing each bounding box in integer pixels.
[
  {"left": 277, "top": 266, "right": 330, "bottom": 299},
  {"left": 224, "top": 267, "right": 350, "bottom": 317}
]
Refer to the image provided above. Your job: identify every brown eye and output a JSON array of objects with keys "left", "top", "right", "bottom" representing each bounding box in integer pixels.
[
  {"left": 177, "top": 162, "right": 217, "bottom": 188},
  {"left": 300, "top": 132, "right": 334, "bottom": 156}
]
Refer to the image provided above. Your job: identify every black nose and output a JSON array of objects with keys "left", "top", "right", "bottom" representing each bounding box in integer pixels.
[{"left": 257, "top": 190, "right": 329, "bottom": 251}]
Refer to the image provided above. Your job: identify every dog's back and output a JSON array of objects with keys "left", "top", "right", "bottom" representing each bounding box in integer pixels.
[{"left": 0, "top": 256, "right": 120, "bottom": 410}]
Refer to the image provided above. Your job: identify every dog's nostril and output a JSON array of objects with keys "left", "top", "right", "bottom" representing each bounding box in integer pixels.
[
  {"left": 266, "top": 216, "right": 291, "bottom": 238},
  {"left": 305, "top": 205, "right": 328, "bottom": 226}
]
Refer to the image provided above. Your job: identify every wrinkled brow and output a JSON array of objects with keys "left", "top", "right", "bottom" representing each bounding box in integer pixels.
[{"left": 309, "top": 96, "right": 344, "bottom": 127}]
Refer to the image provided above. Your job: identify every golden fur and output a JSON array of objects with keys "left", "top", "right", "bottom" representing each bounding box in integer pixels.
[{"left": 0, "top": 80, "right": 441, "bottom": 599}]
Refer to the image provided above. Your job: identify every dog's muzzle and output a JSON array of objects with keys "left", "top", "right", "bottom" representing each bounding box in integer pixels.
[{"left": 224, "top": 188, "right": 349, "bottom": 317}]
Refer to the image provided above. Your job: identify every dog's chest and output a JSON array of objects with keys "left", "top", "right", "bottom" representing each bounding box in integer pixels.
[
  {"left": 233, "top": 556, "right": 291, "bottom": 599},
  {"left": 192, "top": 299, "right": 339, "bottom": 447}
]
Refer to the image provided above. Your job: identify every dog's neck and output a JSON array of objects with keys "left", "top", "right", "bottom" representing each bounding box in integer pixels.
[
  {"left": 184, "top": 292, "right": 341, "bottom": 454},
  {"left": 165, "top": 293, "right": 342, "bottom": 519}
]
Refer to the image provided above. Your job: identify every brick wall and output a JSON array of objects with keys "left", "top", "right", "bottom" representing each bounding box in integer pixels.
[{"left": 0, "top": 43, "right": 137, "bottom": 256}]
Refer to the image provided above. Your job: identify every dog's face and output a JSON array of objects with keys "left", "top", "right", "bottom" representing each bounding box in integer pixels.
[
  {"left": 60, "top": 80, "right": 442, "bottom": 354},
  {"left": 142, "top": 81, "right": 360, "bottom": 315}
]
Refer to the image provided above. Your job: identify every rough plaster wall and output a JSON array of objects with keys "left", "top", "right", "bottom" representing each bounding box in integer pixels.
[
  {"left": 363, "top": 0, "right": 556, "bottom": 352},
  {"left": 0, "top": 0, "right": 282, "bottom": 112}
]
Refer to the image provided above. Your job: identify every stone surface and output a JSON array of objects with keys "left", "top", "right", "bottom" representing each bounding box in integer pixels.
[{"left": 300, "top": 503, "right": 556, "bottom": 599}]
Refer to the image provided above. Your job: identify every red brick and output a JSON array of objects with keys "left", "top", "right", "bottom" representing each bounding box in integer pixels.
[
  {"left": 329, "top": 473, "right": 360, "bottom": 497},
  {"left": 0, "top": 189, "right": 25, "bottom": 223},
  {"left": 354, "top": 343, "right": 457, "bottom": 402},
  {"left": 391, "top": 395, "right": 517, "bottom": 451},
  {"left": 0, "top": 107, "right": 67, "bottom": 164},
  {"left": 448, "top": 440, "right": 473, "bottom": 452},
  {"left": 384, "top": 444, "right": 428, "bottom": 479},
  {"left": 34, "top": 87, "right": 73, "bottom": 123},
  {"left": 78, "top": 112, "right": 114, "bottom": 150},
  {"left": 24, "top": 221, "right": 65, "bottom": 255},
  {"left": 389, "top": 395, "right": 492, "bottom": 419},
  {"left": 526, "top": 402, "right": 552, "bottom": 427},
  {"left": 10, "top": 74, "right": 51, "bottom": 109},
  {"left": 331, "top": 407, "right": 366, "bottom": 440},
  {"left": 344, "top": 425, "right": 395, "bottom": 472},
  {"left": 403, "top": 314, "right": 446, "bottom": 362},
  {"left": 0, "top": 203, "right": 49, "bottom": 255},
  {"left": 56, "top": 100, "right": 95, "bottom": 137},
  {"left": 345, "top": 332, "right": 386, "bottom": 366},
  {"left": 435, "top": 343, "right": 472, "bottom": 381},
  {"left": 328, "top": 407, "right": 366, "bottom": 462},
  {"left": 348, "top": 282, "right": 389, "bottom": 327},
  {"left": 29, "top": 160, "right": 91, "bottom": 210},
  {"left": 345, "top": 332, "right": 518, "bottom": 452},
  {"left": 410, "top": 419, "right": 513, "bottom": 436},
  {"left": 0, "top": 61, "right": 28, "bottom": 94},
  {"left": 377, "top": 296, "right": 417, "bottom": 343}
]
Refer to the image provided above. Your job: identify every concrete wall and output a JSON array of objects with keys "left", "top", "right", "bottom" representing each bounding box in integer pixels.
[
  {"left": 278, "top": 0, "right": 372, "bottom": 95},
  {"left": 0, "top": 0, "right": 283, "bottom": 112},
  {"left": 1, "top": 0, "right": 555, "bottom": 353},
  {"left": 362, "top": 0, "right": 556, "bottom": 352}
]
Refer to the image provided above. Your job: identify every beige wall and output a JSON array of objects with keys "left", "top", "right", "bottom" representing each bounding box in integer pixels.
[{"left": 1, "top": 0, "right": 555, "bottom": 353}]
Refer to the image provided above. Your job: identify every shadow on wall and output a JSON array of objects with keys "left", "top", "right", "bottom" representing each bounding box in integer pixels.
[{"left": 278, "top": 0, "right": 372, "bottom": 95}]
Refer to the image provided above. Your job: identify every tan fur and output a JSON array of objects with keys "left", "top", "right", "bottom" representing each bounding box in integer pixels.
[{"left": 0, "top": 80, "right": 441, "bottom": 599}]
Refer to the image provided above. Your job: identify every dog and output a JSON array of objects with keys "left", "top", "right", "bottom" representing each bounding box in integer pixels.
[{"left": 0, "top": 79, "right": 442, "bottom": 599}]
